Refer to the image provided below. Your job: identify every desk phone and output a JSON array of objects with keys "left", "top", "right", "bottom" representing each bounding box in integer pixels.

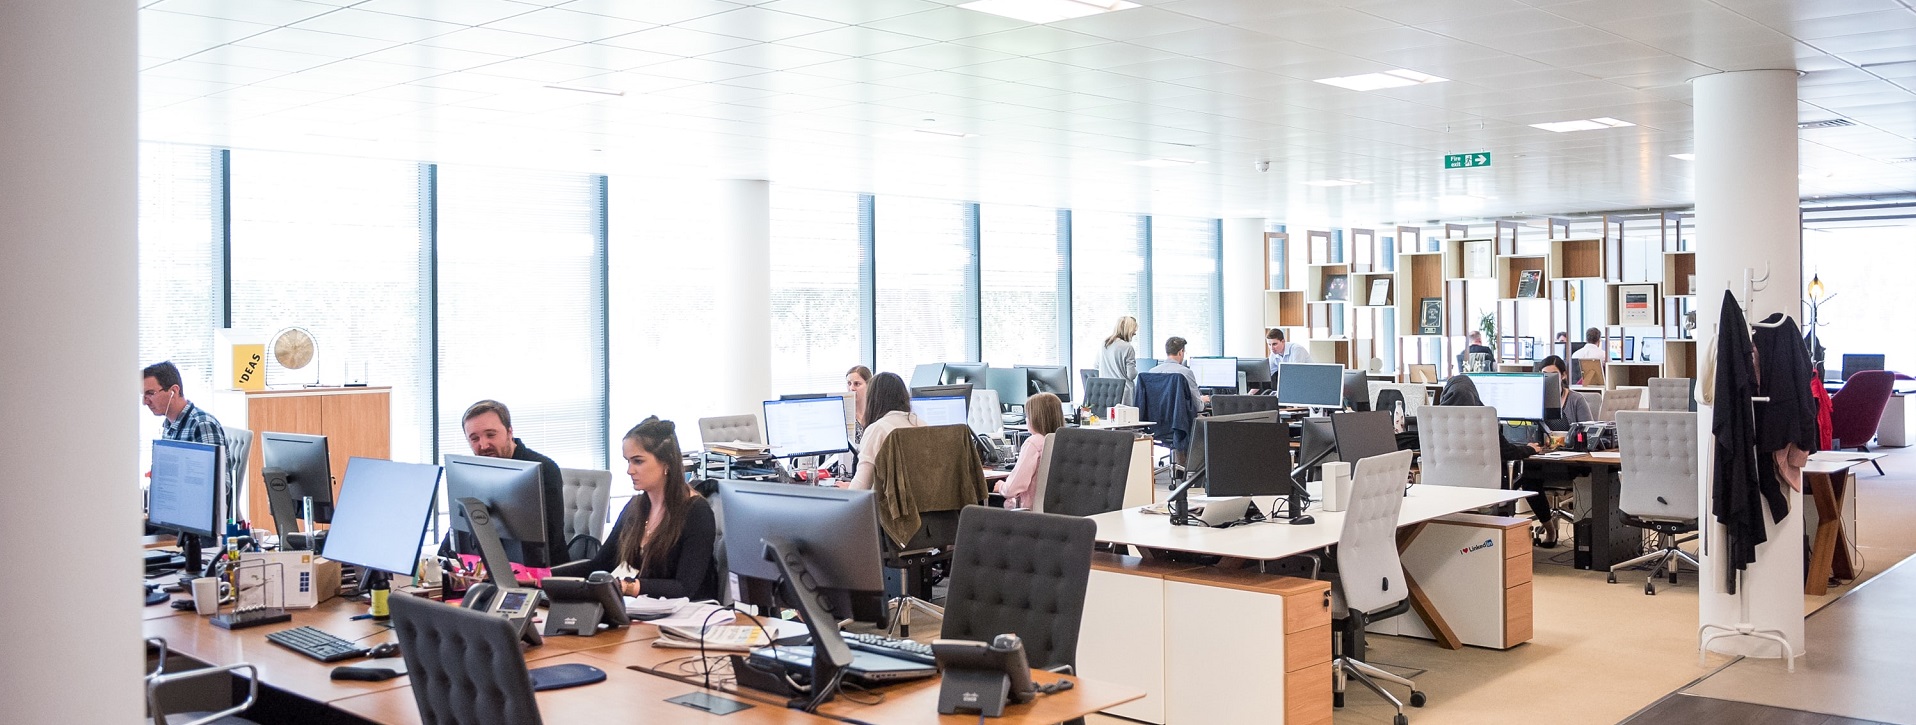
[{"left": 462, "top": 582, "right": 545, "bottom": 646}]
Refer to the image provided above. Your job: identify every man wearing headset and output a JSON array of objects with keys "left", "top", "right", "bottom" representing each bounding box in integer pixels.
[{"left": 143, "top": 361, "right": 230, "bottom": 456}]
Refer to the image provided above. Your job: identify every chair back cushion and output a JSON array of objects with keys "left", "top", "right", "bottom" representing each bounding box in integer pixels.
[
  {"left": 391, "top": 594, "right": 542, "bottom": 725},
  {"left": 968, "top": 388, "right": 1002, "bottom": 436},
  {"left": 1082, "top": 377, "right": 1126, "bottom": 413},
  {"left": 1615, "top": 411, "right": 1699, "bottom": 520},
  {"left": 558, "top": 468, "right": 612, "bottom": 545},
  {"left": 1415, "top": 406, "right": 1502, "bottom": 488},
  {"left": 1337, "top": 450, "right": 1414, "bottom": 615},
  {"left": 941, "top": 506, "right": 1096, "bottom": 670},
  {"left": 222, "top": 426, "right": 252, "bottom": 490},
  {"left": 1647, "top": 378, "right": 1691, "bottom": 411},
  {"left": 697, "top": 414, "right": 762, "bottom": 446},
  {"left": 1037, "top": 427, "right": 1135, "bottom": 517},
  {"left": 1370, "top": 383, "right": 1428, "bottom": 419},
  {"left": 1211, "top": 394, "right": 1282, "bottom": 416},
  {"left": 1832, "top": 370, "right": 1897, "bottom": 447},
  {"left": 1598, "top": 388, "right": 1643, "bottom": 421}
]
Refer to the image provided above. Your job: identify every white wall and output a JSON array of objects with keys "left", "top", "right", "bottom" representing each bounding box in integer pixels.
[{"left": 1223, "top": 218, "right": 1268, "bottom": 358}]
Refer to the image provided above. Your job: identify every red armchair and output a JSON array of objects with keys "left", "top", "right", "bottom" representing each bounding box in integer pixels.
[{"left": 1831, "top": 370, "right": 1896, "bottom": 474}]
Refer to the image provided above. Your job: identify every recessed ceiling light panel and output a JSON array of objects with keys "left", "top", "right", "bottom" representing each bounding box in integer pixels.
[
  {"left": 1529, "top": 117, "right": 1635, "bottom": 133},
  {"left": 1303, "top": 178, "right": 1370, "bottom": 187},
  {"left": 1670, "top": 153, "right": 1695, "bottom": 161},
  {"left": 1314, "top": 69, "right": 1448, "bottom": 92},
  {"left": 1130, "top": 157, "right": 1201, "bottom": 167},
  {"left": 959, "top": 0, "right": 1140, "bottom": 24}
]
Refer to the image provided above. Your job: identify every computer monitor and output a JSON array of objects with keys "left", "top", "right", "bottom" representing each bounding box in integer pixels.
[
  {"left": 1606, "top": 338, "right": 1624, "bottom": 361},
  {"left": 444, "top": 455, "right": 552, "bottom": 569},
  {"left": 1330, "top": 411, "right": 1399, "bottom": 465},
  {"left": 1465, "top": 373, "right": 1547, "bottom": 420},
  {"left": 1843, "top": 353, "right": 1886, "bottom": 381},
  {"left": 1019, "top": 364, "right": 1073, "bottom": 403},
  {"left": 321, "top": 458, "right": 443, "bottom": 577},
  {"left": 941, "top": 361, "right": 989, "bottom": 386},
  {"left": 260, "top": 432, "right": 335, "bottom": 524},
  {"left": 1342, "top": 370, "right": 1370, "bottom": 411},
  {"left": 910, "top": 395, "right": 969, "bottom": 427},
  {"left": 763, "top": 397, "right": 853, "bottom": 458},
  {"left": 1297, "top": 417, "right": 1336, "bottom": 476},
  {"left": 911, "top": 383, "right": 971, "bottom": 409},
  {"left": 910, "top": 363, "right": 945, "bottom": 388},
  {"left": 149, "top": 439, "right": 222, "bottom": 539},
  {"left": 1236, "top": 358, "right": 1273, "bottom": 387},
  {"left": 1186, "top": 410, "right": 1282, "bottom": 474},
  {"left": 984, "top": 367, "right": 1028, "bottom": 411},
  {"left": 1191, "top": 357, "right": 1238, "bottom": 389},
  {"left": 1277, "top": 363, "right": 1344, "bottom": 408},
  {"left": 1205, "top": 420, "right": 1297, "bottom": 498},
  {"left": 1622, "top": 336, "right": 1636, "bottom": 362}
]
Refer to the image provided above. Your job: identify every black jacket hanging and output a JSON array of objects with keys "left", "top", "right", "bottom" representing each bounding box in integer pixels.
[
  {"left": 1711, "top": 291, "right": 1764, "bottom": 592},
  {"left": 1754, "top": 314, "right": 1819, "bottom": 504}
]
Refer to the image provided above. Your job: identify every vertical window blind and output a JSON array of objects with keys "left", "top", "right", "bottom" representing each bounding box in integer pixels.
[
  {"left": 227, "top": 150, "right": 432, "bottom": 464},
  {"left": 1070, "top": 212, "right": 1149, "bottom": 373},
  {"left": 436, "top": 167, "right": 606, "bottom": 469},
  {"left": 137, "top": 142, "right": 221, "bottom": 473},
  {"left": 770, "top": 186, "right": 866, "bottom": 395},
  {"left": 874, "top": 196, "right": 976, "bottom": 375},
  {"left": 1151, "top": 216, "right": 1224, "bottom": 357},
  {"left": 980, "top": 203, "right": 1065, "bottom": 367}
]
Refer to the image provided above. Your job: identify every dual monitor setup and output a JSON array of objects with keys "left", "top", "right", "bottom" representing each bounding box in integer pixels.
[
  {"left": 913, "top": 362, "right": 1072, "bottom": 413},
  {"left": 1166, "top": 408, "right": 1403, "bottom": 528}
]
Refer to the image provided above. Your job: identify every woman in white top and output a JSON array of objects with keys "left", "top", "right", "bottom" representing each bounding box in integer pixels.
[
  {"left": 997, "top": 392, "right": 1063, "bottom": 509},
  {"left": 847, "top": 372, "right": 923, "bottom": 491},
  {"left": 1096, "top": 316, "right": 1140, "bottom": 402}
]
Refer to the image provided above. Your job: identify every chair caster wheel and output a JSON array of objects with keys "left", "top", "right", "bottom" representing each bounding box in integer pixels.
[
  {"left": 1394, "top": 714, "right": 1410, "bottom": 725},
  {"left": 1669, "top": 573, "right": 1679, "bottom": 584},
  {"left": 1607, "top": 573, "right": 1617, "bottom": 584},
  {"left": 1410, "top": 691, "right": 1427, "bottom": 707},
  {"left": 1334, "top": 693, "right": 1345, "bottom": 708},
  {"left": 1645, "top": 582, "right": 1657, "bottom": 595}
]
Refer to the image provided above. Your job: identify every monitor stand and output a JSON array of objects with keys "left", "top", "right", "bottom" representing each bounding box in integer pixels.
[
  {"left": 454, "top": 497, "right": 543, "bottom": 647},
  {"left": 263, "top": 468, "right": 321, "bottom": 551},
  {"left": 1166, "top": 475, "right": 1203, "bottom": 527},
  {"left": 761, "top": 537, "right": 852, "bottom": 713}
]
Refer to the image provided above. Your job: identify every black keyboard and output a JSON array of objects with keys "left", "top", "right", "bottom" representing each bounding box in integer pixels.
[
  {"left": 266, "top": 626, "right": 368, "bottom": 663},
  {"left": 843, "top": 632, "right": 937, "bottom": 665},
  {"left": 209, "top": 608, "right": 291, "bottom": 631}
]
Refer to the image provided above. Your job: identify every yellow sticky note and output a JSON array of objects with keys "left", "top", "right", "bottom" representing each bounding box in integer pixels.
[{"left": 233, "top": 344, "right": 265, "bottom": 390}]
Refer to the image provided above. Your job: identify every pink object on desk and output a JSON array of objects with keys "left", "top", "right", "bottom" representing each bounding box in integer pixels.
[{"left": 456, "top": 554, "right": 551, "bottom": 583}]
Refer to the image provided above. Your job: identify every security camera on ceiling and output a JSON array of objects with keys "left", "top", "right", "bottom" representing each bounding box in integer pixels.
[{"left": 1255, "top": 160, "right": 1271, "bottom": 172}]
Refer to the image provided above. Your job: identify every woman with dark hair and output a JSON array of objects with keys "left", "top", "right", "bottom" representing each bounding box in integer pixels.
[
  {"left": 1437, "top": 375, "right": 1541, "bottom": 461},
  {"left": 1533, "top": 355, "right": 1592, "bottom": 430},
  {"left": 554, "top": 416, "right": 719, "bottom": 600},
  {"left": 848, "top": 372, "right": 923, "bottom": 491}
]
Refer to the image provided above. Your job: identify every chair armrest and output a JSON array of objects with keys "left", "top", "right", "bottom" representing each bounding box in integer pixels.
[
  {"left": 148, "top": 663, "right": 259, "bottom": 725},
  {"left": 146, "top": 637, "right": 168, "bottom": 679},
  {"left": 1045, "top": 664, "right": 1074, "bottom": 675}
]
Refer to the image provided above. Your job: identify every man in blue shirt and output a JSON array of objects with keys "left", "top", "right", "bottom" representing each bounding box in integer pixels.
[
  {"left": 1267, "top": 328, "right": 1313, "bottom": 378},
  {"left": 143, "top": 361, "right": 233, "bottom": 470},
  {"left": 1147, "top": 336, "right": 1209, "bottom": 410}
]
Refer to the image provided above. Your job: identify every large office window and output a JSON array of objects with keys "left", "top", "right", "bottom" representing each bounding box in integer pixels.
[
  {"left": 1152, "top": 216, "right": 1223, "bottom": 357},
  {"left": 1071, "top": 212, "right": 1149, "bottom": 374},
  {"left": 980, "top": 204, "right": 1065, "bottom": 367},
  {"left": 770, "top": 187, "right": 866, "bottom": 395},
  {"left": 437, "top": 167, "right": 606, "bottom": 469},
  {"left": 138, "top": 142, "right": 221, "bottom": 472},
  {"left": 227, "top": 150, "right": 432, "bottom": 464},
  {"left": 1804, "top": 223, "right": 1916, "bottom": 372},
  {"left": 874, "top": 196, "right": 977, "bottom": 375},
  {"left": 607, "top": 180, "right": 723, "bottom": 451}
]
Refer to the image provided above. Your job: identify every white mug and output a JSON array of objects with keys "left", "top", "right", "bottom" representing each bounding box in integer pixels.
[{"left": 190, "top": 577, "right": 225, "bottom": 615}]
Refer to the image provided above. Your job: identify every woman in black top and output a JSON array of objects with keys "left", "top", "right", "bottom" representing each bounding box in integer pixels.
[{"left": 553, "top": 417, "right": 719, "bottom": 601}]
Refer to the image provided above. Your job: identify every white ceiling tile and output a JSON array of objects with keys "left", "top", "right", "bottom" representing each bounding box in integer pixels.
[
  {"left": 775, "top": 25, "right": 933, "bottom": 56},
  {"left": 483, "top": 8, "right": 653, "bottom": 41},
  {"left": 416, "top": 27, "right": 576, "bottom": 55},
  {"left": 527, "top": 43, "right": 676, "bottom": 71},
  {"left": 234, "top": 27, "right": 401, "bottom": 57},
  {"left": 358, "top": 83, "right": 495, "bottom": 104},
  {"left": 353, "top": 0, "right": 538, "bottom": 26},
  {"left": 864, "top": 7, "right": 1033, "bottom": 42},
  {"left": 1029, "top": 41, "right": 1180, "bottom": 69},
  {"left": 1811, "top": 28, "right": 1916, "bottom": 55},
  {"left": 755, "top": 0, "right": 941, "bottom": 25},
  {"left": 698, "top": 43, "right": 846, "bottom": 70},
  {"left": 634, "top": 57, "right": 771, "bottom": 82},
  {"left": 1045, "top": 6, "right": 1219, "bottom": 41},
  {"left": 359, "top": 43, "right": 515, "bottom": 71},
  {"left": 948, "top": 25, "right": 1108, "bottom": 54},
  {"left": 141, "top": 10, "right": 277, "bottom": 59},
  {"left": 673, "top": 7, "right": 842, "bottom": 43},
  {"left": 1787, "top": 10, "right": 1916, "bottom": 40},
  {"left": 464, "top": 57, "right": 605, "bottom": 82},
  {"left": 719, "top": 71, "right": 851, "bottom": 91},
  {"left": 408, "top": 71, "right": 543, "bottom": 93},
  {"left": 1238, "top": 9, "right": 1400, "bottom": 40},
  {"left": 293, "top": 9, "right": 465, "bottom": 43},
  {"left": 598, "top": 26, "right": 761, "bottom": 55},
  {"left": 791, "top": 57, "right": 929, "bottom": 82},
  {"left": 865, "top": 42, "right": 1019, "bottom": 70},
  {"left": 558, "top": 0, "right": 744, "bottom": 25},
  {"left": 148, "top": 0, "right": 339, "bottom": 26},
  {"left": 567, "top": 70, "right": 706, "bottom": 94},
  {"left": 144, "top": 60, "right": 290, "bottom": 85},
  {"left": 140, "top": 74, "right": 242, "bottom": 97}
]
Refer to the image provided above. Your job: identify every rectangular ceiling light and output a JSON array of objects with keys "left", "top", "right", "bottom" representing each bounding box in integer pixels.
[
  {"left": 959, "top": 0, "right": 1140, "bottom": 24},
  {"left": 1314, "top": 69, "right": 1448, "bottom": 92},
  {"left": 1304, "top": 178, "right": 1370, "bottom": 187},
  {"left": 1670, "top": 153, "right": 1695, "bottom": 161},
  {"left": 1529, "top": 117, "right": 1634, "bottom": 133},
  {"left": 544, "top": 83, "right": 625, "bottom": 96},
  {"left": 914, "top": 128, "right": 977, "bottom": 138},
  {"left": 1130, "top": 157, "right": 1200, "bottom": 167}
]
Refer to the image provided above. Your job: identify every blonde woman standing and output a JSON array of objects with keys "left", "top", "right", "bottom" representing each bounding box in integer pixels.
[{"left": 1096, "top": 316, "right": 1140, "bottom": 402}]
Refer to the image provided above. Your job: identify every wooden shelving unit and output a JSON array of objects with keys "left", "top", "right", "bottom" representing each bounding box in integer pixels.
[
  {"left": 1548, "top": 237, "right": 1607, "bottom": 280},
  {"left": 1663, "top": 251, "right": 1696, "bottom": 297},
  {"left": 1264, "top": 290, "right": 1305, "bottom": 328},
  {"left": 1306, "top": 263, "right": 1351, "bottom": 303},
  {"left": 1605, "top": 282, "right": 1662, "bottom": 327},
  {"left": 1494, "top": 255, "right": 1549, "bottom": 300},
  {"left": 1351, "top": 271, "right": 1395, "bottom": 307},
  {"left": 1441, "top": 236, "right": 1496, "bottom": 280},
  {"left": 1395, "top": 251, "right": 1446, "bottom": 337}
]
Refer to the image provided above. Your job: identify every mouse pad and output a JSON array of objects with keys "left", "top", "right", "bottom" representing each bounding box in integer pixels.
[{"left": 529, "top": 663, "right": 606, "bottom": 691}]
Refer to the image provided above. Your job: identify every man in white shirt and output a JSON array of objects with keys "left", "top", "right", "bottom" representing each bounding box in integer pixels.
[
  {"left": 1569, "top": 327, "right": 1606, "bottom": 385},
  {"left": 1266, "top": 328, "right": 1312, "bottom": 377}
]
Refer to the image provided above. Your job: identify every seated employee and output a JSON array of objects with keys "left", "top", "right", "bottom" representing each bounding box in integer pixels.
[
  {"left": 143, "top": 361, "right": 234, "bottom": 474},
  {"left": 1266, "top": 328, "right": 1312, "bottom": 376},
  {"left": 1569, "top": 327, "right": 1606, "bottom": 383},
  {"left": 554, "top": 417, "right": 718, "bottom": 600},
  {"left": 997, "top": 392, "right": 1063, "bottom": 509},
  {"left": 1148, "top": 336, "right": 1209, "bottom": 410},
  {"left": 1456, "top": 330, "right": 1495, "bottom": 370},
  {"left": 847, "top": 372, "right": 923, "bottom": 491},
  {"left": 1533, "top": 356, "right": 1593, "bottom": 431},
  {"left": 445, "top": 399, "right": 569, "bottom": 567}
]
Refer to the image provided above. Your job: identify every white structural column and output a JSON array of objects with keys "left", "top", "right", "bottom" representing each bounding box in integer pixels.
[
  {"left": 1222, "top": 218, "right": 1269, "bottom": 358},
  {"left": 0, "top": 0, "right": 142, "bottom": 720},
  {"left": 1692, "top": 69, "right": 1804, "bottom": 659},
  {"left": 714, "top": 179, "right": 774, "bottom": 416}
]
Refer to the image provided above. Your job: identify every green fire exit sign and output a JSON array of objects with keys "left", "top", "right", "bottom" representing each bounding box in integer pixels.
[{"left": 1445, "top": 153, "right": 1491, "bottom": 169}]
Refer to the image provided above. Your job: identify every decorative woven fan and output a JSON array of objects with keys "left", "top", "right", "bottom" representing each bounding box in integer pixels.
[{"left": 270, "top": 327, "right": 317, "bottom": 384}]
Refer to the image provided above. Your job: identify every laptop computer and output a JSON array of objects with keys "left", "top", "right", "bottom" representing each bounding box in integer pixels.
[{"left": 747, "top": 646, "right": 937, "bottom": 687}]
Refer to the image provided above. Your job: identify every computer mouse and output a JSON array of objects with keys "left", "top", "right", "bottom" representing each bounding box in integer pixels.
[
  {"left": 368, "top": 642, "right": 400, "bottom": 659},
  {"left": 1289, "top": 514, "right": 1317, "bottom": 525}
]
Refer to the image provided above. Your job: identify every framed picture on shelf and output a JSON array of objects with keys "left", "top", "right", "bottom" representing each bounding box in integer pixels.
[
  {"left": 1368, "top": 278, "right": 1392, "bottom": 306},
  {"left": 1324, "top": 276, "right": 1349, "bottom": 301},
  {"left": 1462, "top": 240, "right": 1493, "bottom": 279},
  {"left": 1619, "top": 284, "right": 1657, "bottom": 326},
  {"left": 1516, "top": 269, "right": 1543, "bottom": 299},
  {"left": 1417, "top": 298, "right": 1443, "bottom": 335}
]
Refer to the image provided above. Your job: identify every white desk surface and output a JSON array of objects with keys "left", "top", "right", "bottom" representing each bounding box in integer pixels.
[
  {"left": 1089, "top": 484, "right": 1526, "bottom": 561},
  {"left": 1807, "top": 451, "right": 1885, "bottom": 464}
]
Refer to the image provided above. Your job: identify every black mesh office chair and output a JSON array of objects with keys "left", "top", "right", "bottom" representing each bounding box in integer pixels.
[
  {"left": 1211, "top": 394, "right": 1283, "bottom": 416},
  {"left": 940, "top": 506, "right": 1096, "bottom": 673},
  {"left": 1034, "top": 427, "right": 1136, "bottom": 517},
  {"left": 390, "top": 594, "right": 543, "bottom": 725}
]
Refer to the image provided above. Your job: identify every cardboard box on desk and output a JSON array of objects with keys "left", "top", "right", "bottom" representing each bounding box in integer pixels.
[{"left": 236, "top": 551, "right": 341, "bottom": 609}]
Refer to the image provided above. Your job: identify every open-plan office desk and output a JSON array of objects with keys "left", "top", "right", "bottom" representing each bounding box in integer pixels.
[
  {"left": 145, "top": 594, "right": 1141, "bottom": 724},
  {"left": 1078, "top": 484, "right": 1530, "bottom": 725}
]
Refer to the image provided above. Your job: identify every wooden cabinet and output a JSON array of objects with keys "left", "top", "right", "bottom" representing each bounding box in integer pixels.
[{"left": 233, "top": 387, "right": 392, "bottom": 529}]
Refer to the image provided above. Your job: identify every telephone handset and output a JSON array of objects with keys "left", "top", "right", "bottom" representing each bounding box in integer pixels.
[
  {"left": 973, "top": 434, "right": 1003, "bottom": 466},
  {"left": 462, "top": 582, "right": 545, "bottom": 647},
  {"left": 540, "top": 571, "right": 630, "bottom": 636},
  {"left": 932, "top": 633, "right": 1041, "bottom": 717}
]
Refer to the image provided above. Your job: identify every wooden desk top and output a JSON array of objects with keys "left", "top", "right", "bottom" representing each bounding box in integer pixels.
[
  {"left": 1087, "top": 484, "right": 1526, "bottom": 561},
  {"left": 244, "top": 386, "right": 392, "bottom": 398}
]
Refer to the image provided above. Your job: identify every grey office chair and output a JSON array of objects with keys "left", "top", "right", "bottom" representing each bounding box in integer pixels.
[
  {"left": 1326, "top": 450, "right": 1425, "bottom": 724},
  {"left": 146, "top": 638, "right": 261, "bottom": 725},
  {"left": 968, "top": 387, "right": 1004, "bottom": 437},
  {"left": 1211, "top": 394, "right": 1282, "bottom": 416},
  {"left": 1416, "top": 406, "right": 1505, "bottom": 489},
  {"left": 1032, "top": 427, "right": 1136, "bottom": 517},
  {"left": 697, "top": 414, "right": 762, "bottom": 446},
  {"left": 558, "top": 468, "right": 611, "bottom": 562},
  {"left": 1081, "top": 377, "right": 1126, "bottom": 414},
  {"left": 1609, "top": 411, "right": 1701, "bottom": 595},
  {"left": 391, "top": 594, "right": 543, "bottom": 725},
  {"left": 1079, "top": 368, "right": 1098, "bottom": 401},
  {"left": 1647, "top": 378, "right": 1690, "bottom": 411},
  {"left": 1597, "top": 388, "right": 1643, "bottom": 421},
  {"left": 222, "top": 425, "right": 252, "bottom": 494},
  {"left": 940, "top": 506, "right": 1096, "bottom": 673}
]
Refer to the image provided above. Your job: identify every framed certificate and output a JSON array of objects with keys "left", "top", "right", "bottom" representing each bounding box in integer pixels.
[
  {"left": 1619, "top": 284, "right": 1657, "bottom": 326},
  {"left": 1418, "top": 298, "right": 1443, "bottom": 335},
  {"left": 1368, "top": 278, "right": 1392, "bottom": 306}
]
